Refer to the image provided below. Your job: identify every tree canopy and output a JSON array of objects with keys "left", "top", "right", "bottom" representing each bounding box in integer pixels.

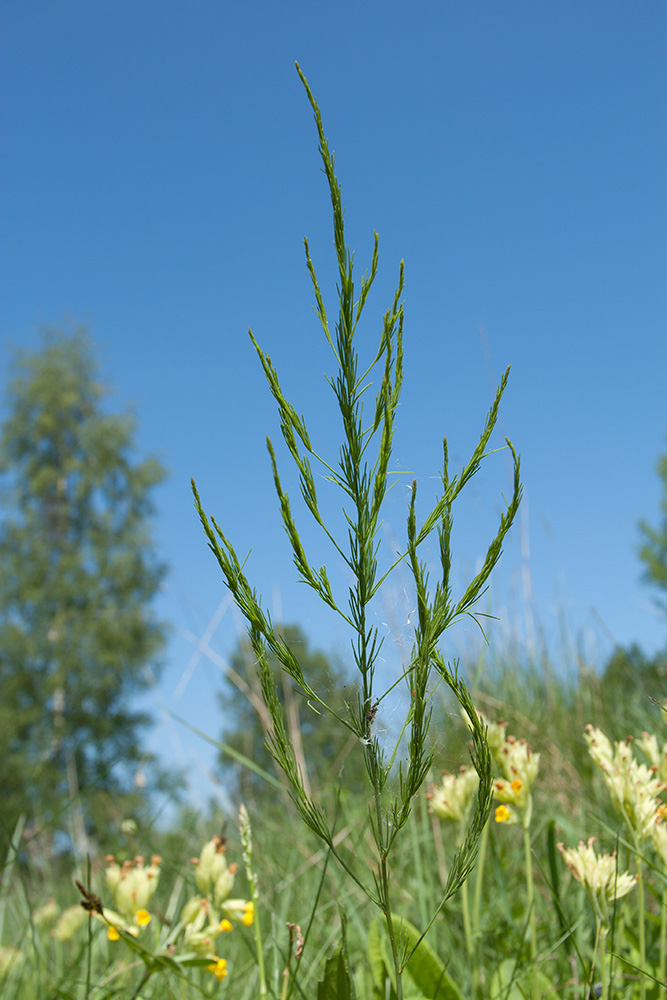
[{"left": 0, "top": 328, "right": 169, "bottom": 854}]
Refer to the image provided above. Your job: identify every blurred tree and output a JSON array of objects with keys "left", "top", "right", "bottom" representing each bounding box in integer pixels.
[
  {"left": 639, "top": 442, "right": 667, "bottom": 614},
  {"left": 0, "top": 328, "right": 169, "bottom": 856},
  {"left": 595, "top": 442, "right": 667, "bottom": 734},
  {"left": 218, "top": 624, "right": 366, "bottom": 804}
]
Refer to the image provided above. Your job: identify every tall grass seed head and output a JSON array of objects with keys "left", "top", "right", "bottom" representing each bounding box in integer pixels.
[{"left": 428, "top": 766, "right": 479, "bottom": 824}]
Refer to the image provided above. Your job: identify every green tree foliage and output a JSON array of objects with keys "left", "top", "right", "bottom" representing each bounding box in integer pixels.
[
  {"left": 639, "top": 442, "right": 667, "bottom": 613},
  {"left": 219, "top": 623, "right": 365, "bottom": 803},
  {"left": 0, "top": 328, "right": 168, "bottom": 854}
]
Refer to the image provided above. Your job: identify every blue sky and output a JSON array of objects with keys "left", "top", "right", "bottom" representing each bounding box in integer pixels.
[{"left": 1, "top": 2, "right": 665, "bottom": 809}]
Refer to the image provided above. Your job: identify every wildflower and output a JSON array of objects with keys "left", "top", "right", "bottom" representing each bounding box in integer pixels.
[
  {"left": 495, "top": 804, "right": 518, "bottom": 824},
  {"left": 585, "top": 724, "right": 667, "bottom": 842},
  {"left": 636, "top": 731, "right": 667, "bottom": 783},
  {"left": 651, "top": 812, "right": 667, "bottom": 868},
  {"left": 221, "top": 897, "right": 254, "bottom": 926},
  {"left": 51, "top": 905, "right": 88, "bottom": 942},
  {"left": 208, "top": 957, "right": 228, "bottom": 981},
  {"left": 33, "top": 898, "right": 59, "bottom": 929},
  {"left": 193, "top": 836, "right": 236, "bottom": 905},
  {"left": 108, "top": 925, "right": 120, "bottom": 941},
  {"left": 463, "top": 710, "right": 508, "bottom": 765},
  {"left": 219, "top": 918, "right": 233, "bottom": 932},
  {"left": 428, "top": 765, "right": 479, "bottom": 824},
  {"left": 558, "top": 838, "right": 637, "bottom": 911},
  {"left": 104, "top": 853, "right": 161, "bottom": 925},
  {"left": 493, "top": 734, "right": 540, "bottom": 827},
  {"left": 0, "top": 946, "right": 25, "bottom": 979}
]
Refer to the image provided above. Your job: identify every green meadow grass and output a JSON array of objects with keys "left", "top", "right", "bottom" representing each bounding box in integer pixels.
[{"left": 3, "top": 656, "right": 667, "bottom": 999}]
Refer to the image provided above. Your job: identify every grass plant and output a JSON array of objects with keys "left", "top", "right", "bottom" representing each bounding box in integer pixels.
[
  {"left": 192, "top": 61, "right": 521, "bottom": 998},
  {"left": 3, "top": 65, "right": 667, "bottom": 1000}
]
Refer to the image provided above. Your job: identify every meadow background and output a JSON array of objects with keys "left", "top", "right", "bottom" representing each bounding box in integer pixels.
[{"left": 0, "top": 2, "right": 666, "bottom": 997}]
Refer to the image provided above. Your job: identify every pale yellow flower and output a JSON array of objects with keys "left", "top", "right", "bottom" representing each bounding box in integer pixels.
[
  {"left": 104, "top": 854, "right": 161, "bottom": 923},
  {"left": 51, "top": 905, "right": 88, "bottom": 942},
  {"left": 429, "top": 766, "right": 479, "bottom": 824},
  {"left": 585, "top": 725, "right": 667, "bottom": 841},
  {"left": 558, "top": 838, "right": 637, "bottom": 904},
  {"left": 193, "top": 837, "right": 236, "bottom": 905}
]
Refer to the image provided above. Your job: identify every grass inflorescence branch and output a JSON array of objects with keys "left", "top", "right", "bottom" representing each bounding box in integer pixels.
[{"left": 192, "top": 62, "right": 521, "bottom": 999}]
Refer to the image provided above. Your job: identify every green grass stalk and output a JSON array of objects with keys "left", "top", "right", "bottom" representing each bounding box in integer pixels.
[{"left": 522, "top": 807, "right": 539, "bottom": 1000}]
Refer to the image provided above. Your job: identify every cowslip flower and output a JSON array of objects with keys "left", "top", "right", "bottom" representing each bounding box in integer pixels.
[
  {"left": 181, "top": 896, "right": 224, "bottom": 956},
  {"left": 221, "top": 898, "right": 254, "bottom": 927},
  {"left": 0, "top": 946, "right": 25, "bottom": 979},
  {"left": 51, "top": 904, "right": 88, "bottom": 942},
  {"left": 192, "top": 836, "right": 237, "bottom": 906},
  {"left": 558, "top": 837, "right": 636, "bottom": 927},
  {"left": 585, "top": 725, "right": 667, "bottom": 842},
  {"left": 103, "top": 854, "right": 161, "bottom": 927},
  {"left": 428, "top": 765, "right": 479, "bottom": 825},
  {"left": 463, "top": 710, "right": 508, "bottom": 766},
  {"left": 493, "top": 735, "right": 540, "bottom": 827},
  {"left": 636, "top": 731, "right": 667, "bottom": 783}
]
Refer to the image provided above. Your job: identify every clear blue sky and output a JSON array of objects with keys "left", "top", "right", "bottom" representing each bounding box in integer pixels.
[{"left": 1, "top": 2, "right": 665, "bottom": 809}]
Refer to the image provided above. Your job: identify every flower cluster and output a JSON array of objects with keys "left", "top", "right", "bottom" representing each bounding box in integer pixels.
[
  {"left": 585, "top": 724, "right": 667, "bottom": 845},
  {"left": 493, "top": 731, "right": 540, "bottom": 828},
  {"left": 101, "top": 854, "right": 162, "bottom": 939},
  {"left": 180, "top": 835, "right": 254, "bottom": 982},
  {"left": 428, "top": 765, "right": 479, "bottom": 827},
  {"left": 557, "top": 837, "right": 636, "bottom": 927}
]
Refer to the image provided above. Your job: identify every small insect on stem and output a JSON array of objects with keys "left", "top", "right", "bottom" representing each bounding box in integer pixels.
[{"left": 365, "top": 699, "right": 380, "bottom": 740}]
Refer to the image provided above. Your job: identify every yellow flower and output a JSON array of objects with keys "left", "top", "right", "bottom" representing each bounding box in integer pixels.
[
  {"left": 495, "top": 805, "right": 511, "bottom": 823},
  {"left": 208, "top": 957, "right": 228, "bottom": 981},
  {"left": 136, "top": 909, "right": 151, "bottom": 927},
  {"left": 242, "top": 901, "right": 254, "bottom": 927},
  {"left": 108, "top": 925, "right": 120, "bottom": 941},
  {"left": 219, "top": 919, "right": 233, "bottom": 932}
]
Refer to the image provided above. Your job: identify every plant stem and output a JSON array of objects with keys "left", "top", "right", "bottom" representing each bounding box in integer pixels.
[
  {"left": 381, "top": 864, "right": 403, "bottom": 1000},
  {"left": 523, "top": 820, "right": 538, "bottom": 1000},
  {"left": 660, "top": 883, "right": 667, "bottom": 990},
  {"left": 472, "top": 818, "right": 489, "bottom": 941},
  {"left": 460, "top": 876, "right": 481, "bottom": 999},
  {"left": 637, "top": 861, "right": 646, "bottom": 1000}
]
